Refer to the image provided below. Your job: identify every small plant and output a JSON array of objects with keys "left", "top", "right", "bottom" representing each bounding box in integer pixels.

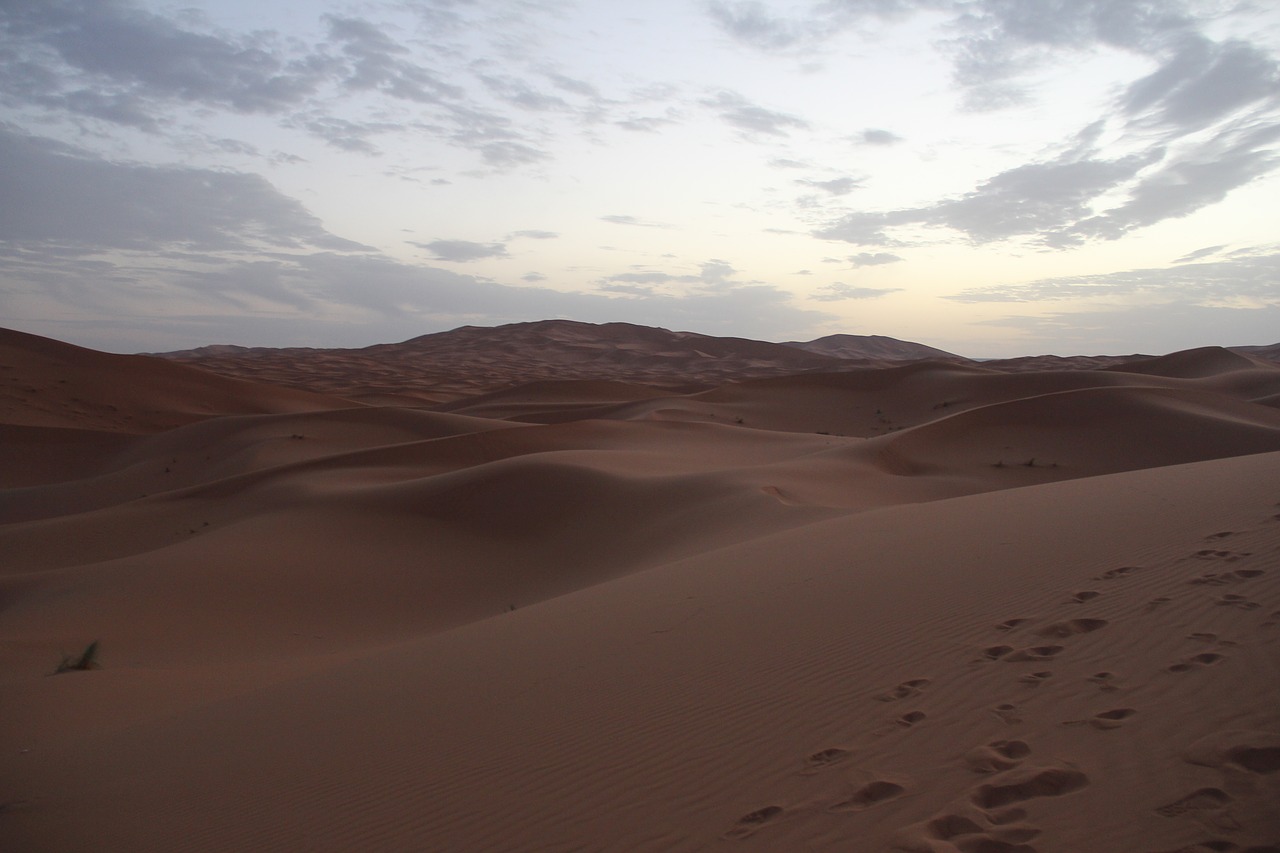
[{"left": 54, "top": 641, "right": 100, "bottom": 674}]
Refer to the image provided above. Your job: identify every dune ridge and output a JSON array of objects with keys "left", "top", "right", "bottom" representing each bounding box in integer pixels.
[{"left": 2, "top": 327, "right": 1279, "bottom": 852}]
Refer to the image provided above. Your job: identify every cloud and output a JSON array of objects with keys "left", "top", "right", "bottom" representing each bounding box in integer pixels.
[
  {"left": 796, "top": 176, "right": 861, "bottom": 195},
  {"left": 816, "top": 114, "right": 1279, "bottom": 250},
  {"left": 325, "top": 15, "right": 461, "bottom": 104},
  {"left": 0, "top": 126, "right": 362, "bottom": 253},
  {"left": 600, "top": 214, "right": 673, "bottom": 228},
  {"left": 0, "top": 2, "right": 557, "bottom": 170},
  {"left": 810, "top": 282, "right": 903, "bottom": 301},
  {"left": 847, "top": 252, "right": 903, "bottom": 267},
  {"left": 706, "top": 1, "right": 821, "bottom": 51},
  {"left": 1121, "top": 35, "right": 1280, "bottom": 132},
  {"left": 415, "top": 240, "right": 510, "bottom": 262},
  {"left": 970, "top": 302, "right": 1280, "bottom": 357},
  {"left": 944, "top": 250, "right": 1280, "bottom": 306},
  {"left": 1172, "top": 245, "right": 1227, "bottom": 264},
  {"left": 507, "top": 230, "right": 559, "bottom": 240},
  {"left": 702, "top": 90, "right": 809, "bottom": 137},
  {"left": 0, "top": 0, "right": 326, "bottom": 120},
  {"left": 616, "top": 116, "right": 675, "bottom": 132},
  {"left": 858, "top": 128, "right": 902, "bottom": 145}
]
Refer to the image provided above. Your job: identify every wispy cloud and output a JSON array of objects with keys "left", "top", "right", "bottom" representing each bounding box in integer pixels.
[
  {"left": 414, "top": 240, "right": 510, "bottom": 262},
  {"left": 811, "top": 282, "right": 903, "bottom": 301},
  {"left": 702, "top": 90, "right": 809, "bottom": 137},
  {"left": 600, "top": 215, "right": 673, "bottom": 228}
]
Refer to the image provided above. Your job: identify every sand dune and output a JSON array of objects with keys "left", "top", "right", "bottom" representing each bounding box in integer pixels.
[{"left": 3, "top": 327, "right": 1279, "bottom": 852}]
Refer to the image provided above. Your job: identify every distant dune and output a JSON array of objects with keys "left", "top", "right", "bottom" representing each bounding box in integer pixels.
[{"left": 3, "top": 325, "right": 1279, "bottom": 853}]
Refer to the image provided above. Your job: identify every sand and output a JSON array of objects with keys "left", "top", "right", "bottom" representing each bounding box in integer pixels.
[{"left": 2, "top": 323, "right": 1279, "bottom": 852}]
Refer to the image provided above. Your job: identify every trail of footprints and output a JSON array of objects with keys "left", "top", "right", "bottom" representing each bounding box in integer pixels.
[{"left": 723, "top": 522, "right": 1277, "bottom": 845}]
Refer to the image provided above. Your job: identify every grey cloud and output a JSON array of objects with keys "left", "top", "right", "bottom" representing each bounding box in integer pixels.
[
  {"left": 1172, "top": 245, "right": 1227, "bottom": 264},
  {"left": 474, "top": 139, "right": 551, "bottom": 168},
  {"left": 603, "top": 272, "right": 677, "bottom": 285},
  {"left": 416, "top": 240, "right": 510, "bottom": 262},
  {"left": 944, "top": 250, "right": 1280, "bottom": 305},
  {"left": 859, "top": 128, "right": 902, "bottom": 145},
  {"left": 521, "top": 272, "right": 547, "bottom": 282},
  {"left": 616, "top": 116, "right": 676, "bottom": 132},
  {"left": 768, "top": 158, "right": 810, "bottom": 169},
  {"left": 708, "top": 0, "right": 916, "bottom": 52},
  {"left": 325, "top": 16, "right": 459, "bottom": 103},
  {"left": 1122, "top": 36, "right": 1280, "bottom": 132},
  {"left": 848, "top": 252, "right": 903, "bottom": 267},
  {"left": 706, "top": 1, "right": 821, "bottom": 51},
  {"left": 507, "top": 230, "right": 559, "bottom": 240},
  {"left": 970, "top": 302, "right": 1280, "bottom": 357},
  {"left": 1064, "top": 123, "right": 1280, "bottom": 245},
  {"left": 0, "top": 0, "right": 325, "bottom": 119},
  {"left": 300, "top": 115, "right": 393, "bottom": 154},
  {"left": 811, "top": 282, "right": 904, "bottom": 301},
  {"left": 930, "top": 148, "right": 1163, "bottom": 245},
  {"left": 702, "top": 91, "right": 809, "bottom": 137},
  {"left": 813, "top": 210, "right": 911, "bottom": 246},
  {"left": 0, "top": 126, "right": 362, "bottom": 253},
  {"left": 796, "top": 176, "right": 861, "bottom": 195},
  {"left": 478, "top": 73, "right": 569, "bottom": 112},
  {"left": 600, "top": 215, "right": 672, "bottom": 228},
  {"left": 546, "top": 72, "right": 599, "bottom": 99}
]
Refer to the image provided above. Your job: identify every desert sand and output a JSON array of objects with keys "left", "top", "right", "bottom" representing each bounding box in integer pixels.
[{"left": 2, "top": 322, "right": 1279, "bottom": 853}]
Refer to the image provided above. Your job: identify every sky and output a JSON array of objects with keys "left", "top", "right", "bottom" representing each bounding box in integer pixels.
[{"left": 1, "top": 0, "right": 1278, "bottom": 357}]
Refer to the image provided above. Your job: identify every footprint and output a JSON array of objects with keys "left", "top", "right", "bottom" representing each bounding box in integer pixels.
[
  {"left": 806, "top": 747, "right": 851, "bottom": 769},
  {"left": 1145, "top": 596, "right": 1173, "bottom": 612},
  {"left": 1184, "top": 730, "right": 1280, "bottom": 775},
  {"left": 1035, "top": 618, "right": 1108, "bottom": 638},
  {"left": 964, "top": 740, "right": 1032, "bottom": 773},
  {"left": 1096, "top": 566, "right": 1140, "bottom": 581},
  {"left": 995, "top": 618, "right": 1031, "bottom": 632},
  {"left": 1017, "top": 671, "right": 1053, "bottom": 686},
  {"left": 1204, "top": 531, "right": 1234, "bottom": 540},
  {"left": 1193, "top": 550, "right": 1251, "bottom": 561},
  {"left": 1155, "top": 787, "right": 1232, "bottom": 817},
  {"left": 1071, "top": 590, "right": 1101, "bottom": 603},
  {"left": 1087, "top": 672, "right": 1119, "bottom": 693},
  {"left": 982, "top": 645, "right": 1015, "bottom": 660},
  {"left": 898, "top": 711, "right": 927, "bottom": 727},
  {"left": 1187, "top": 632, "right": 1218, "bottom": 643},
  {"left": 724, "top": 805, "right": 784, "bottom": 839},
  {"left": 1215, "top": 594, "right": 1260, "bottom": 611},
  {"left": 875, "top": 678, "right": 930, "bottom": 702},
  {"left": 1167, "top": 653, "right": 1225, "bottom": 673},
  {"left": 1264, "top": 611, "right": 1280, "bottom": 628},
  {"left": 971, "top": 766, "right": 1089, "bottom": 809},
  {"left": 1005, "top": 645, "right": 1064, "bottom": 662},
  {"left": 1089, "top": 708, "right": 1137, "bottom": 730},
  {"left": 992, "top": 703, "right": 1023, "bottom": 724},
  {"left": 926, "top": 813, "right": 986, "bottom": 839},
  {"left": 829, "top": 780, "right": 905, "bottom": 812},
  {"left": 1192, "top": 569, "right": 1266, "bottom": 586}
]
